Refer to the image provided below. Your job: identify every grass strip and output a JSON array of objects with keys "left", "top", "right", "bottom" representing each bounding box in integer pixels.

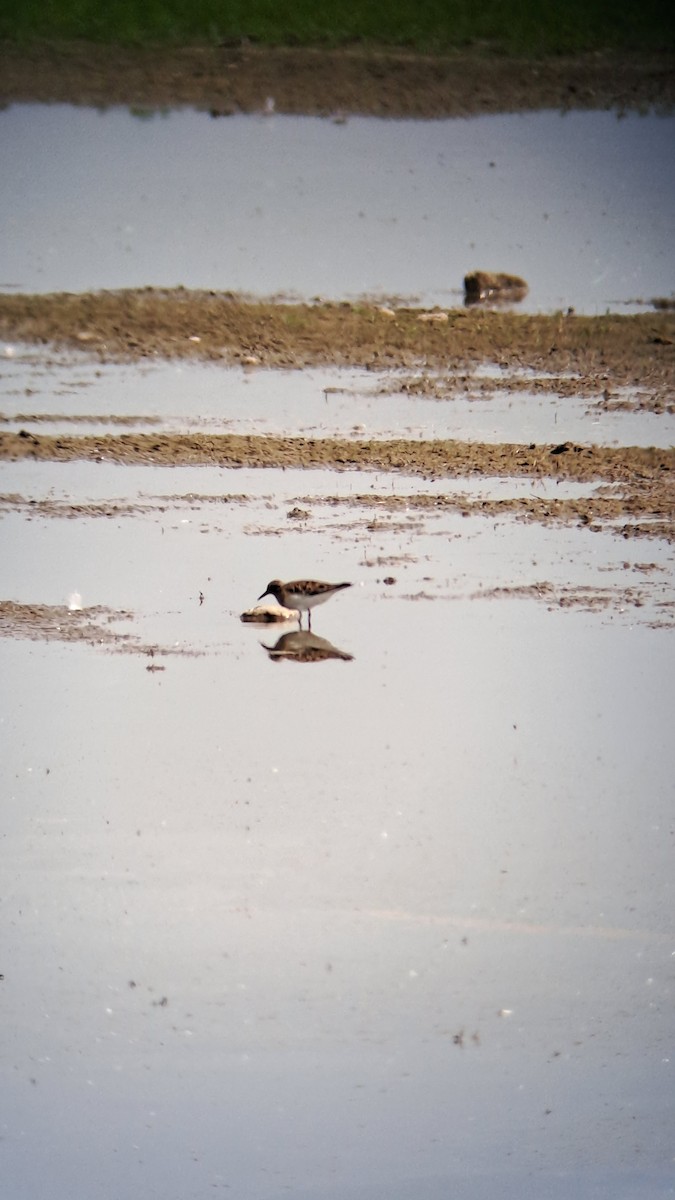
[{"left": 1, "top": 0, "right": 672, "bottom": 54}]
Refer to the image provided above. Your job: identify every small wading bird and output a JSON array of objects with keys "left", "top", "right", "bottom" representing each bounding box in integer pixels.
[{"left": 258, "top": 579, "right": 352, "bottom": 629}]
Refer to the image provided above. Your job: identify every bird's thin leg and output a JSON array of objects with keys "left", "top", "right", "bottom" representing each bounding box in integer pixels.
[{"left": 308, "top": 609, "right": 312, "bottom": 631}]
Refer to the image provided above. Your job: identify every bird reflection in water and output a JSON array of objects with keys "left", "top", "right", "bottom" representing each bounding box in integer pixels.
[{"left": 262, "top": 631, "right": 354, "bottom": 663}]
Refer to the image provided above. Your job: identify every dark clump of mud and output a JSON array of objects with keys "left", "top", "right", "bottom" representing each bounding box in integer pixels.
[{"left": 464, "top": 271, "right": 528, "bottom": 304}]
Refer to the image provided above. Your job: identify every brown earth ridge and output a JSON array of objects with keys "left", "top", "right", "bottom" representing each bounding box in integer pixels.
[
  {"left": 1, "top": 291, "right": 673, "bottom": 379},
  {"left": 0, "top": 42, "right": 673, "bottom": 117},
  {"left": 0, "top": 429, "right": 671, "bottom": 485}
]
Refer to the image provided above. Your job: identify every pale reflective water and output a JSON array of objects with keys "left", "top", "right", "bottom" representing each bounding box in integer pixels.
[
  {"left": 3, "top": 469, "right": 675, "bottom": 1199},
  {"left": 1, "top": 101, "right": 675, "bottom": 1200},
  {"left": 1, "top": 106, "right": 674, "bottom": 312},
  {"left": 2, "top": 349, "right": 674, "bottom": 448}
]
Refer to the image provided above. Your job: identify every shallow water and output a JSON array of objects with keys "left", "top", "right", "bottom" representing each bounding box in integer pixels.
[
  {"left": 1, "top": 106, "right": 674, "bottom": 313},
  {"left": 2, "top": 478, "right": 674, "bottom": 1200},
  {"left": 2, "top": 350, "right": 673, "bottom": 448}
]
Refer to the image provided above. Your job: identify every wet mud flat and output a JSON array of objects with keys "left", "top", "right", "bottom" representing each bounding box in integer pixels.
[
  {"left": 0, "top": 598, "right": 199, "bottom": 661},
  {"left": 2, "top": 290, "right": 672, "bottom": 379},
  {"left": 1, "top": 289, "right": 673, "bottom": 634},
  {"left": 1, "top": 293, "right": 673, "bottom": 547},
  {"left": 1, "top": 431, "right": 673, "bottom": 537}
]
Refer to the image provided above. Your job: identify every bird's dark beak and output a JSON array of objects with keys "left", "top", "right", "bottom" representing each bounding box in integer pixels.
[{"left": 258, "top": 589, "right": 269, "bottom": 601}]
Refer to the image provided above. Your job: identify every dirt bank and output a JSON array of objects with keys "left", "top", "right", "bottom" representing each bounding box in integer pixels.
[
  {"left": 1, "top": 42, "right": 673, "bottom": 117},
  {"left": 1, "top": 428, "right": 671, "bottom": 483},
  {"left": 1, "top": 291, "right": 673, "bottom": 388}
]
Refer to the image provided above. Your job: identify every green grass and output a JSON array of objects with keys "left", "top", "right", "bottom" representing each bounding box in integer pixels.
[{"left": 0, "top": 0, "right": 672, "bottom": 54}]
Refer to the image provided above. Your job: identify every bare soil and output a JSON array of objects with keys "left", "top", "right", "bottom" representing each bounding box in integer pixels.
[
  {"left": 1, "top": 42, "right": 673, "bottom": 118},
  {"left": 1, "top": 427, "right": 671, "bottom": 485},
  {"left": 1, "top": 291, "right": 673, "bottom": 380}
]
